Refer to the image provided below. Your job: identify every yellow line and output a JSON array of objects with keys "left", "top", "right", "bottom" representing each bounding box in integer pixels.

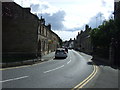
[
  {"left": 72, "top": 65, "right": 98, "bottom": 90},
  {"left": 0, "top": 60, "right": 49, "bottom": 71},
  {"left": 72, "top": 65, "right": 96, "bottom": 89},
  {"left": 0, "top": 64, "right": 33, "bottom": 71},
  {"left": 78, "top": 66, "right": 98, "bottom": 89}
]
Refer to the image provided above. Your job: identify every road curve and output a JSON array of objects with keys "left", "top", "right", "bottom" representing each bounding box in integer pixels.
[{"left": 2, "top": 50, "right": 96, "bottom": 88}]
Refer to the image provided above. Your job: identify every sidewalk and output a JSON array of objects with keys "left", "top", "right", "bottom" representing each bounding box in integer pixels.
[
  {"left": 41, "top": 52, "right": 55, "bottom": 61},
  {"left": 77, "top": 51, "right": 119, "bottom": 89},
  {"left": 90, "top": 65, "right": 118, "bottom": 88},
  {"left": 1, "top": 52, "right": 55, "bottom": 68}
]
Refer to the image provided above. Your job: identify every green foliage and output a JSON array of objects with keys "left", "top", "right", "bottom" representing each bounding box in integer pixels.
[
  {"left": 90, "top": 19, "right": 118, "bottom": 47},
  {"left": 90, "top": 18, "right": 120, "bottom": 58}
]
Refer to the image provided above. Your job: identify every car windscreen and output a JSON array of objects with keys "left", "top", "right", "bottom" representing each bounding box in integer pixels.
[{"left": 55, "top": 50, "right": 65, "bottom": 54}]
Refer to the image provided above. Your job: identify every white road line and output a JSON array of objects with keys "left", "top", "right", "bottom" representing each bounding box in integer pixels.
[
  {"left": 0, "top": 76, "right": 29, "bottom": 83},
  {"left": 72, "top": 50, "right": 83, "bottom": 58},
  {"left": 44, "top": 65, "right": 64, "bottom": 73},
  {"left": 67, "top": 59, "right": 71, "bottom": 64}
]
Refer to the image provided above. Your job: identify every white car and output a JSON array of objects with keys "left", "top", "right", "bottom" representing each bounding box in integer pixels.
[{"left": 55, "top": 48, "right": 67, "bottom": 59}]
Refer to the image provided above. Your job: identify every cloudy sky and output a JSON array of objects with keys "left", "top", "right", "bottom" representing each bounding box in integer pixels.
[{"left": 14, "top": 0, "right": 114, "bottom": 41}]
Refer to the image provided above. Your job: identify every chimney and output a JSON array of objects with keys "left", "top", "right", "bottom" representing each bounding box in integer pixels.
[
  {"left": 40, "top": 16, "right": 45, "bottom": 25},
  {"left": 24, "top": 8, "right": 31, "bottom": 13},
  {"left": 47, "top": 24, "right": 51, "bottom": 30},
  {"left": 85, "top": 24, "right": 89, "bottom": 30}
]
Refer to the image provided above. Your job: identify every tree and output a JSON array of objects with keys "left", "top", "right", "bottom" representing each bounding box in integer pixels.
[{"left": 90, "top": 19, "right": 118, "bottom": 58}]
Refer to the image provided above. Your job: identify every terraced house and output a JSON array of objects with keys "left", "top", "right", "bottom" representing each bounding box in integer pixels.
[
  {"left": 74, "top": 25, "right": 93, "bottom": 54},
  {"left": 38, "top": 16, "right": 61, "bottom": 56},
  {"left": 2, "top": 2, "right": 61, "bottom": 62}
]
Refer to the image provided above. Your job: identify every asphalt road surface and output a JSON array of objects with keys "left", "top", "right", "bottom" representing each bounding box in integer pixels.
[{"left": 2, "top": 50, "right": 96, "bottom": 88}]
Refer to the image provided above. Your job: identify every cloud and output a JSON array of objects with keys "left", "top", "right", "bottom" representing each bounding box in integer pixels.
[
  {"left": 14, "top": 0, "right": 114, "bottom": 41},
  {"left": 24, "top": 0, "right": 66, "bottom": 30},
  {"left": 87, "top": 12, "right": 105, "bottom": 28},
  {"left": 38, "top": 10, "right": 66, "bottom": 30},
  {"left": 101, "top": 0, "right": 107, "bottom": 7},
  {"left": 30, "top": 3, "right": 50, "bottom": 14},
  {"left": 30, "top": 4, "right": 40, "bottom": 12},
  {"left": 63, "top": 26, "right": 84, "bottom": 32},
  {"left": 41, "top": 4, "right": 49, "bottom": 10},
  {"left": 53, "top": 30, "right": 79, "bottom": 41},
  {"left": 64, "top": 12, "right": 106, "bottom": 32}
]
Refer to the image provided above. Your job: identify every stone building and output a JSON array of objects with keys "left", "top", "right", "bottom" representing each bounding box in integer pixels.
[
  {"left": 68, "top": 39, "right": 74, "bottom": 49},
  {"left": 74, "top": 32, "right": 81, "bottom": 51},
  {"left": 75, "top": 25, "right": 93, "bottom": 54},
  {"left": 63, "top": 38, "right": 74, "bottom": 49},
  {"left": 2, "top": 2, "right": 39, "bottom": 61},
  {"left": 2, "top": 2, "right": 62, "bottom": 62},
  {"left": 38, "top": 16, "right": 48, "bottom": 56},
  {"left": 38, "top": 16, "right": 61, "bottom": 56}
]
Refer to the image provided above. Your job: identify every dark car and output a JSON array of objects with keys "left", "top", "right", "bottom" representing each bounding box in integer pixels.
[
  {"left": 65, "top": 48, "right": 68, "bottom": 53},
  {"left": 55, "top": 48, "right": 67, "bottom": 59}
]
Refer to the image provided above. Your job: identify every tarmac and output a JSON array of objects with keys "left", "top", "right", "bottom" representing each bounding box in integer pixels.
[{"left": 0, "top": 51, "right": 119, "bottom": 89}]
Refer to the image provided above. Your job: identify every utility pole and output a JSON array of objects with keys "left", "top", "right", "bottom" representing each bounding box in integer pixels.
[
  {"left": 100, "top": 13, "right": 102, "bottom": 25},
  {"left": 96, "top": 17, "right": 97, "bottom": 28}
]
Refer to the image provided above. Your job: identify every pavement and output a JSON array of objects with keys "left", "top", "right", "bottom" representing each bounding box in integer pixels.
[
  {"left": 1, "top": 52, "right": 55, "bottom": 68},
  {"left": 90, "top": 65, "right": 118, "bottom": 88},
  {"left": 78, "top": 52, "right": 119, "bottom": 89},
  {"left": 41, "top": 52, "right": 55, "bottom": 61}
]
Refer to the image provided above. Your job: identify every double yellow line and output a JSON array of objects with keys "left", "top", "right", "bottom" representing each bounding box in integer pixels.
[{"left": 72, "top": 64, "right": 98, "bottom": 89}]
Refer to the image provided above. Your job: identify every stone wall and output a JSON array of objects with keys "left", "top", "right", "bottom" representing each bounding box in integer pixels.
[{"left": 2, "top": 2, "right": 39, "bottom": 61}]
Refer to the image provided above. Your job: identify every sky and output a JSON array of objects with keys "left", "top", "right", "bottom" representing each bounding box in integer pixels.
[{"left": 13, "top": 0, "right": 114, "bottom": 41}]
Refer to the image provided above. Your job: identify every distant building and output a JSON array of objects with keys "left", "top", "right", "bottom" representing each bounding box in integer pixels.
[
  {"left": 63, "top": 38, "right": 74, "bottom": 49},
  {"left": 75, "top": 25, "right": 93, "bottom": 54},
  {"left": 74, "top": 32, "right": 81, "bottom": 51},
  {"left": 68, "top": 39, "right": 74, "bottom": 49}
]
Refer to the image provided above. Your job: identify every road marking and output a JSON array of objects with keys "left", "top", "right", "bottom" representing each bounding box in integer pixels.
[
  {"left": 72, "top": 65, "right": 99, "bottom": 90},
  {"left": 0, "top": 76, "right": 29, "bottom": 83},
  {"left": 72, "top": 50, "right": 83, "bottom": 57},
  {"left": 0, "top": 59, "right": 53, "bottom": 71},
  {"left": 67, "top": 60, "right": 71, "bottom": 64},
  {"left": 77, "top": 66, "right": 98, "bottom": 89},
  {"left": 0, "top": 65, "right": 32, "bottom": 71},
  {"left": 71, "top": 50, "right": 99, "bottom": 89},
  {"left": 88, "top": 59, "right": 92, "bottom": 62},
  {"left": 44, "top": 65, "right": 64, "bottom": 73}
]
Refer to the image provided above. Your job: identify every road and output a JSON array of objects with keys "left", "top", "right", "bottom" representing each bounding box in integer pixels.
[{"left": 2, "top": 50, "right": 96, "bottom": 88}]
